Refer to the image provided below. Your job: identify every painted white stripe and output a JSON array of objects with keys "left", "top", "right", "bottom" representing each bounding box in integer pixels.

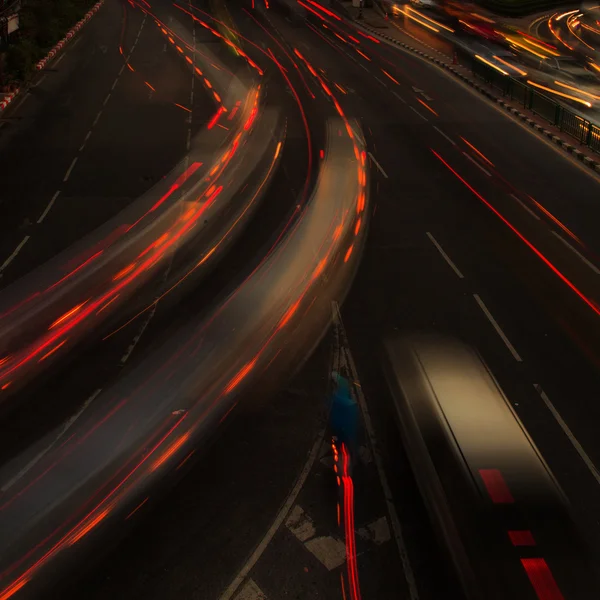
[
  {"left": 304, "top": 536, "right": 347, "bottom": 570},
  {"left": 392, "top": 90, "right": 407, "bottom": 104},
  {"left": 550, "top": 230, "right": 600, "bottom": 275},
  {"left": 103, "top": 93, "right": 111, "bottom": 106},
  {"left": 286, "top": 505, "right": 316, "bottom": 542},
  {"left": 1, "top": 388, "right": 101, "bottom": 492},
  {"left": 357, "top": 516, "right": 391, "bottom": 545},
  {"left": 54, "top": 53, "right": 66, "bottom": 66},
  {"left": 351, "top": 126, "right": 366, "bottom": 146},
  {"left": 533, "top": 384, "right": 600, "bottom": 486},
  {"left": 332, "top": 301, "right": 420, "bottom": 600},
  {"left": 473, "top": 294, "right": 522, "bottom": 361},
  {"left": 433, "top": 125, "right": 456, "bottom": 146},
  {"left": 509, "top": 193, "right": 540, "bottom": 220},
  {"left": 219, "top": 431, "right": 325, "bottom": 600},
  {"left": 410, "top": 105, "right": 428, "bottom": 121},
  {"left": 63, "top": 157, "right": 78, "bottom": 182},
  {"left": 368, "top": 152, "right": 388, "bottom": 178},
  {"left": 463, "top": 152, "right": 491, "bottom": 176},
  {"left": 234, "top": 579, "right": 267, "bottom": 600},
  {"left": 93, "top": 111, "right": 102, "bottom": 126},
  {"left": 37, "top": 190, "right": 61, "bottom": 223},
  {"left": 426, "top": 232, "right": 464, "bottom": 278},
  {"left": 0, "top": 236, "right": 30, "bottom": 273}
]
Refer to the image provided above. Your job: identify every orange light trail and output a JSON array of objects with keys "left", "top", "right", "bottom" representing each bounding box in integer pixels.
[
  {"left": 461, "top": 137, "right": 494, "bottom": 166},
  {"left": 381, "top": 69, "right": 398, "bottom": 84},
  {"left": 225, "top": 358, "right": 258, "bottom": 394},
  {"left": 49, "top": 302, "right": 87, "bottom": 330},
  {"left": 528, "top": 195, "right": 582, "bottom": 244},
  {"left": 431, "top": 149, "right": 600, "bottom": 317},
  {"left": 357, "top": 30, "right": 380, "bottom": 43},
  {"left": 38, "top": 340, "right": 67, "bottom": 363},
  {"left": 125, "top": 497, "right": 149, "bottom": 520},
  {"left": 302, "top": 0, "right": 342, "bottom": 21},
  {"left": 174, "top": 102, "right": 192, "bottom": 112},
  {"left": 417, "top": 98, "right": 438, "bottom": 116}
]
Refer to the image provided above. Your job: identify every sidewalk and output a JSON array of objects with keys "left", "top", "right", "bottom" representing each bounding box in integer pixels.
[{"left": 334, "top": 2, "right": 600, "bottom": 172}]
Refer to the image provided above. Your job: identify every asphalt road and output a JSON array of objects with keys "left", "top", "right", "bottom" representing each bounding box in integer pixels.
[
  {"left": 0, "top": 0, "right": 215, "bottom": 291},
  {"left": 5, "top": 1, "right": 600, "bottom": 600}
]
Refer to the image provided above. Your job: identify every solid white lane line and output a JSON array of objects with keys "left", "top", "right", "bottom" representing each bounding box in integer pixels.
[
  {"left": 550, "top": 230, "right": 600, "bottom": 275},
  {"left": 54, "top": 53, "right": 66, "bottom": 67},
  {"left": 433, "top": 125, "right": 456, "bottom": 146},
  {"left": 463, "top": 152, "right": 491, "bottom": 176},
  {"left": 37, "top": 190, "right": 61, "bottom": 223},
  {"left": 473, "top": 294, "right": 522, "bottom": 361},
  {"left": 0, "top": 388, "right": 102, "bottom": 492},
  {"left": 63, "top": 157, "right": 78, "bottom": 182},
  {"left": 426, "top": 232, "right": 464, "bottom": 278},
  {"left": 533, "top": 384, "right": 600, "bottom": 486},
  {"left": 368, "top": 152, "right": 388, "bottom": 178},
  {"left": 509, "top": 193, "right": 540, "bottom": 220},
  {"left": 0, "top": 236, "right": 30, "bottom": 273},
  {"left": 218, "top": 431, "right": 325, "bottom": 600},
  {"left": 332, "top": 301, "right": 420, "bottom": 600}
]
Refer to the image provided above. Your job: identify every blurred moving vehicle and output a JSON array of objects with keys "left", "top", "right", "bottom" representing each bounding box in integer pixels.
[
  {"left": 526, "top": 56, "right": 600, "bottom": 85},
  {"left": 382, "top": 333, "right": 600, "bottom": 600},
  {"left": 409, "top": 0, "right": 437, "bottom": 10},
  {"left": 468, "top": 42, "right": 528, "bottom": 79}
]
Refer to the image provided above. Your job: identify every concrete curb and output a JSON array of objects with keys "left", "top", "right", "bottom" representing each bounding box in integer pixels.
[
  {"left": 350, "top": 17, "right": 600, "bottom": 175},
  {"left": 0, "top": 0, "right": 105, "bottom": 113}
]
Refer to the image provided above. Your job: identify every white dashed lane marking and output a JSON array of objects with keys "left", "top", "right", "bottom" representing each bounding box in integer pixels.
[
  {"left": 0, "top": 236, "right": 30, "bottom": 274},
  {"left": 473, "top": 294, "right": 522, "bottom": 362},
  {"left": 37, "top": 190, "right": 61, "bottom": 224},
  {"left": 426, "top": 231, "right": 464, "bottom": 279}
]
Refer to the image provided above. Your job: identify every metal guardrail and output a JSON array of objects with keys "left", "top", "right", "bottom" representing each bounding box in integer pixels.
[{"left": 470, "top": 57, "right": 600, "bottom": 156}]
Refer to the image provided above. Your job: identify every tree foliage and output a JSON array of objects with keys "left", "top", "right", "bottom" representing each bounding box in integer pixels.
[{"left": 2, "top": 0, "right": 97, "bottom": 86}]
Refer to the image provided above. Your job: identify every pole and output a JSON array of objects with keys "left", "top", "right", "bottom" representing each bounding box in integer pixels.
[{"left": 358, "top": 0, "right": 363, "bottom": 20}]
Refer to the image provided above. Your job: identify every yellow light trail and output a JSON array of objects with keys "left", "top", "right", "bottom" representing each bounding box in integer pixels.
[
  {"left": 493, "top": 55, "right": 527, "bottom": 76},
  {"left": 554, "top": 80, "right": 600, "bottom": 101},
  {"left": 406, "top": 6, "right": 454, "bottom": 32},
  {"left": 475, "top": 54, "right": 509, "bottom": 75},
  {"left": 527, "top": 80, "right": 592, "bottom": 107},
  {"left": 397, "top": 7, "right": 439, "bottom": 33}
]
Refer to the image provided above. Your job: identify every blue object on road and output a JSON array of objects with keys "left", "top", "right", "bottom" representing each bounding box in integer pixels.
[{"left": 329, "top": 371, "right": 359, "bottom": 457}]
